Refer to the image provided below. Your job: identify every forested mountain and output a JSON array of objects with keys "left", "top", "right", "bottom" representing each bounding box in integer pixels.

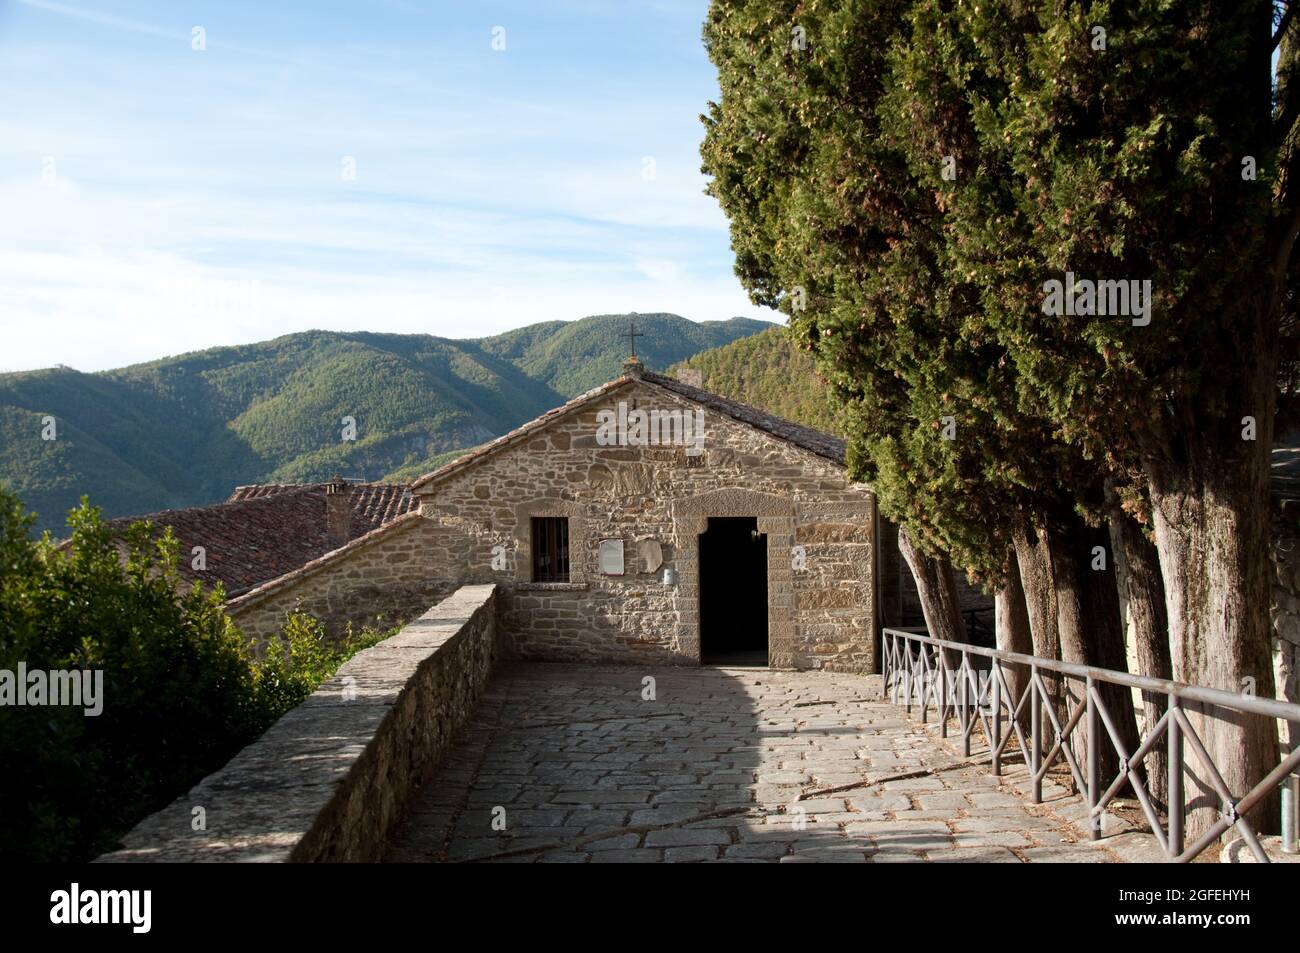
[
  {"left": 669, "top": 325, "right": 843, "bottom": 435},
  {"left": 1, "top": 314, "right": 768, "bottom": 532},
  {"left": 481, "top": 313, "right": 767, "bottom": 397}
]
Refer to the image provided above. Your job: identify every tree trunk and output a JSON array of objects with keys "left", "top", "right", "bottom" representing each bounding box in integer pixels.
[
  {"left": 897, "top": 526, "right": 969, "bottom": 644},
  {"left": 1013, "top": 521, "right": 1064, "bottom": 725},
  {"left": 1108, "top": 502, "right": 1172, "bottom": 810},
  {"left": 995, "top": 549, "right": 1034, "bottom": 733},
  {"left": 1051, "top": 516, "right": 1142, "bottom": 801},
  {"left": 898, "top": 526, "right": 969, "bottom": 710},
  {"left": 1149, "top": 467, "right": 1280, "bottom": 843}
]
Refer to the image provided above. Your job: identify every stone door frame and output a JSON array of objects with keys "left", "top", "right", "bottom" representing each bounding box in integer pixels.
[{"left": 673, "top": 488, "right": 795, "bottom": 668}]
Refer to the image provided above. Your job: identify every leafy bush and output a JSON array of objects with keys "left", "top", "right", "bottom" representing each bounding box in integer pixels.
[
  {"left": 0, "top": 488, "right": 392, "bottom": 861},
  {"left": 253, "top": 613, "right": 388, "bottom": 722}
]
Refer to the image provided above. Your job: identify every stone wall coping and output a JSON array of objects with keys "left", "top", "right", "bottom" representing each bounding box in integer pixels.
[
  {"left": 225, "top": 510, "right": 426, "bottom": 615},
  {"left": 96, "top": 584, "right": 498, "bottom": 863}
]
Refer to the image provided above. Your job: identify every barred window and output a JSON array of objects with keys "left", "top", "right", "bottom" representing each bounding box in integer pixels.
[{"left": 531, "top": 517, "right": 570, "bottom": 583}]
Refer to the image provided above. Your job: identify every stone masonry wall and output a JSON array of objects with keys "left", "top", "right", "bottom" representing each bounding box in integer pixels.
[
  {"left": 791, "top": 501, "right": 875, "bottom": 669},
  {"left": 227, "top": 515, "right": 479, "bottom": 642},
  {"left": 97, "top": 585, "right": 499, "bottom": 863},
  {"left": 418, "top": 379, "right": 876, "bottom": 672}
]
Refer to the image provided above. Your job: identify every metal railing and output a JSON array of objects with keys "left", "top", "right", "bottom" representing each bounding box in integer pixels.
[{"left": 882, "top": 627, "right": 1300, "bottom": 862}]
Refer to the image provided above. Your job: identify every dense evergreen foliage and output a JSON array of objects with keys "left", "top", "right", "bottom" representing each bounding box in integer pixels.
[
  {"left": 701, "top": 0, "right": 1299, "bottom": 835},
  {"left": 0, "top": 488, "right": 388, "bottom": 861},
  {"left": 1, "top": 315, "right": 767, "bottom": 533}
]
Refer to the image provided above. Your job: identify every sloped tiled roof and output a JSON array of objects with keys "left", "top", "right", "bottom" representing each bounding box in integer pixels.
[
  {"left": 411, "top": 369, "right": 847, "bottom": 491},
  {"left": 641, "top": 370, "right": 846, "bottom": 465},
  {"left": 224, "top": 510, "right": 426, "bottom": 613},
  {"left": 106, "top": 482, "right": 417, "bottom": 597},
  {"left": 227, "top": 482, "right": 417, "bottom": 531}
]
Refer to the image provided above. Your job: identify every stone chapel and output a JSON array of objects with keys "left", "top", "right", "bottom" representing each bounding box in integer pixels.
[{"left": 212, "top": 357, "right": 888, "bottom": 671}]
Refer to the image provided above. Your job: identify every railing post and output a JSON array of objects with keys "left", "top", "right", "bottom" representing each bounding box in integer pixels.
[
  {"left": 1031, "top": 664, "right": 1041, "bottom": 804},
  {"left": 882, "top": 632, "right": 890, "bottom": 703},
  {"left": 960, "top": 653, "right": 971, "bottom": 758},
  {"left": 919, "top": 648, "right": 929, "bottom": 724},
  {"left": 904, "top": 640, "right": 912, "bottom": 715},
  {"left": 1168, "top": 694, "right": 1183, "bottom": 858},
  {"left": 938, "top": 648, "right": 949, "bottom": 738},
  {"left": 891, "top": 634, "right": 899, "bottom": 705},
  {"left": 1087, "top": 676, "right": 1100, "bottom": 841},
  {"left": 1283, "top": 758, "right": 1298, "bottom": 854},
  {"left": 991, "top": 663, "right": 1002, "bottom": 776}
]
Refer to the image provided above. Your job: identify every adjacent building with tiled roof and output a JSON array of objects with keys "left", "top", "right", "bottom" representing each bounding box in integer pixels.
[
  {"left": 106, "top": 478, "right": 418, "bottom": 598},
  {"left": 103, "top": 365, "right": 980, "bottom": 669},
  {"left": 227, "top": 480, "right": 418, "bottom": 531}
]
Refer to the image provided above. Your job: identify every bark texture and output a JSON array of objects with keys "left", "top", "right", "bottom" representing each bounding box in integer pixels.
[
  {"left": 897, "top": 526, "right": 969, "bottom": 644},
  {"left": 1108, "top": 504, "right": 1172, "bottom": 809},
  {"left": 1013, "top": 521, "right": 1065, "bottom": 724},
  {"left": 995, "top": 549, "right": 1034, "bottom": 732},
  {"left": 1051, "top": 518, "right": 1142, "bottom": 794},
  {"left": 1149, "top": 470, "right": 1280, "bottom": 840},
  {"left": 898, "top": 526, "right": 970, "bottom": 706}
]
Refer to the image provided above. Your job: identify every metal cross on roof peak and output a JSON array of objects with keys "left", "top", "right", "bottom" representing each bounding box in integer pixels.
[{"left": 624, "top": 319, "right": 643, "bottom": 359}]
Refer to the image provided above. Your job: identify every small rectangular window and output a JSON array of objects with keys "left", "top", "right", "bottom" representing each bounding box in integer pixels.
[{"left": 531, "top": 517, "right": 570, "bottom": 583}]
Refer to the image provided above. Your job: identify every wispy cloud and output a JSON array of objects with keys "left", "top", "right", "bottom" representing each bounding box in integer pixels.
[
  {"left": 12, "top": 0, "right": 182, "bottom": 42},
  {"left": 0, "top": 1, "right": 777, "bottom": 371}
]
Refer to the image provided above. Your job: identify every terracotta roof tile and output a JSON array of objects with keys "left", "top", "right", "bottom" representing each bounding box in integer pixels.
[
  {"left": 107, "top": 481, "right": 417, "bottom": 597},
  {"left": 224, "top": 510, "right": 426, "bottom": 613},
  {"left": 348, "top": 482, "right": 420, "bottom": 528},
  {"left": 641, "top": 370, "right": 846, "bottom": 465}
]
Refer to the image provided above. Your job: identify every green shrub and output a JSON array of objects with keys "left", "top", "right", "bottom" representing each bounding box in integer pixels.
[
  {"left": 0, "top": 487, "right": 394, "bottom": 861},
  {"left": 253, "top": 612, "right": 390, "bottom": 723}
]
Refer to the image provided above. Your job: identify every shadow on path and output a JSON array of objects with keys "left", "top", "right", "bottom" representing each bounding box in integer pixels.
[{"left": 384, "top": 662, "right": 1120, "bottom": 863}]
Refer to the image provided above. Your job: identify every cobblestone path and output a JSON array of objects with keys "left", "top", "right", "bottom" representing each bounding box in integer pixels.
[{"left": 385, "top": 663, "right": 1127, "bottom": 863}]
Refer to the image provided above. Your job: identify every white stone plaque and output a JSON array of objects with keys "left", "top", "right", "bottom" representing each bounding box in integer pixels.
[{"left": 599, "top": 538, "right": 625, "bottom": 576}]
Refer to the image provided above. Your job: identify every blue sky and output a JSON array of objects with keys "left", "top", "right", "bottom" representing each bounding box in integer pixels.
[{"left": 0, "top": 0, "right": 777, "bottom": 372}]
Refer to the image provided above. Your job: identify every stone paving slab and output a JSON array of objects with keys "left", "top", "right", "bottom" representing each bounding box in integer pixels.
[{"left": 384, "top": 663, "right": 1126, "bottom": 863}]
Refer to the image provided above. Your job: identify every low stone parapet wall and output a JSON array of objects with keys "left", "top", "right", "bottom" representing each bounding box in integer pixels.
[{"left": 97, "top": 584, "right": 499, "bottom": 862}]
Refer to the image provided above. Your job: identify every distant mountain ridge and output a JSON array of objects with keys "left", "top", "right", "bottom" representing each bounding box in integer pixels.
[{"left": 1, "top": 314, "right": 769, "bottom": 532}]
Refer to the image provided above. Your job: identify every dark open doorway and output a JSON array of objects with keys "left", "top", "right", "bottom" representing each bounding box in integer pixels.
[{"left": 699, "top": 516, "right": 768, "bottom": 666}]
